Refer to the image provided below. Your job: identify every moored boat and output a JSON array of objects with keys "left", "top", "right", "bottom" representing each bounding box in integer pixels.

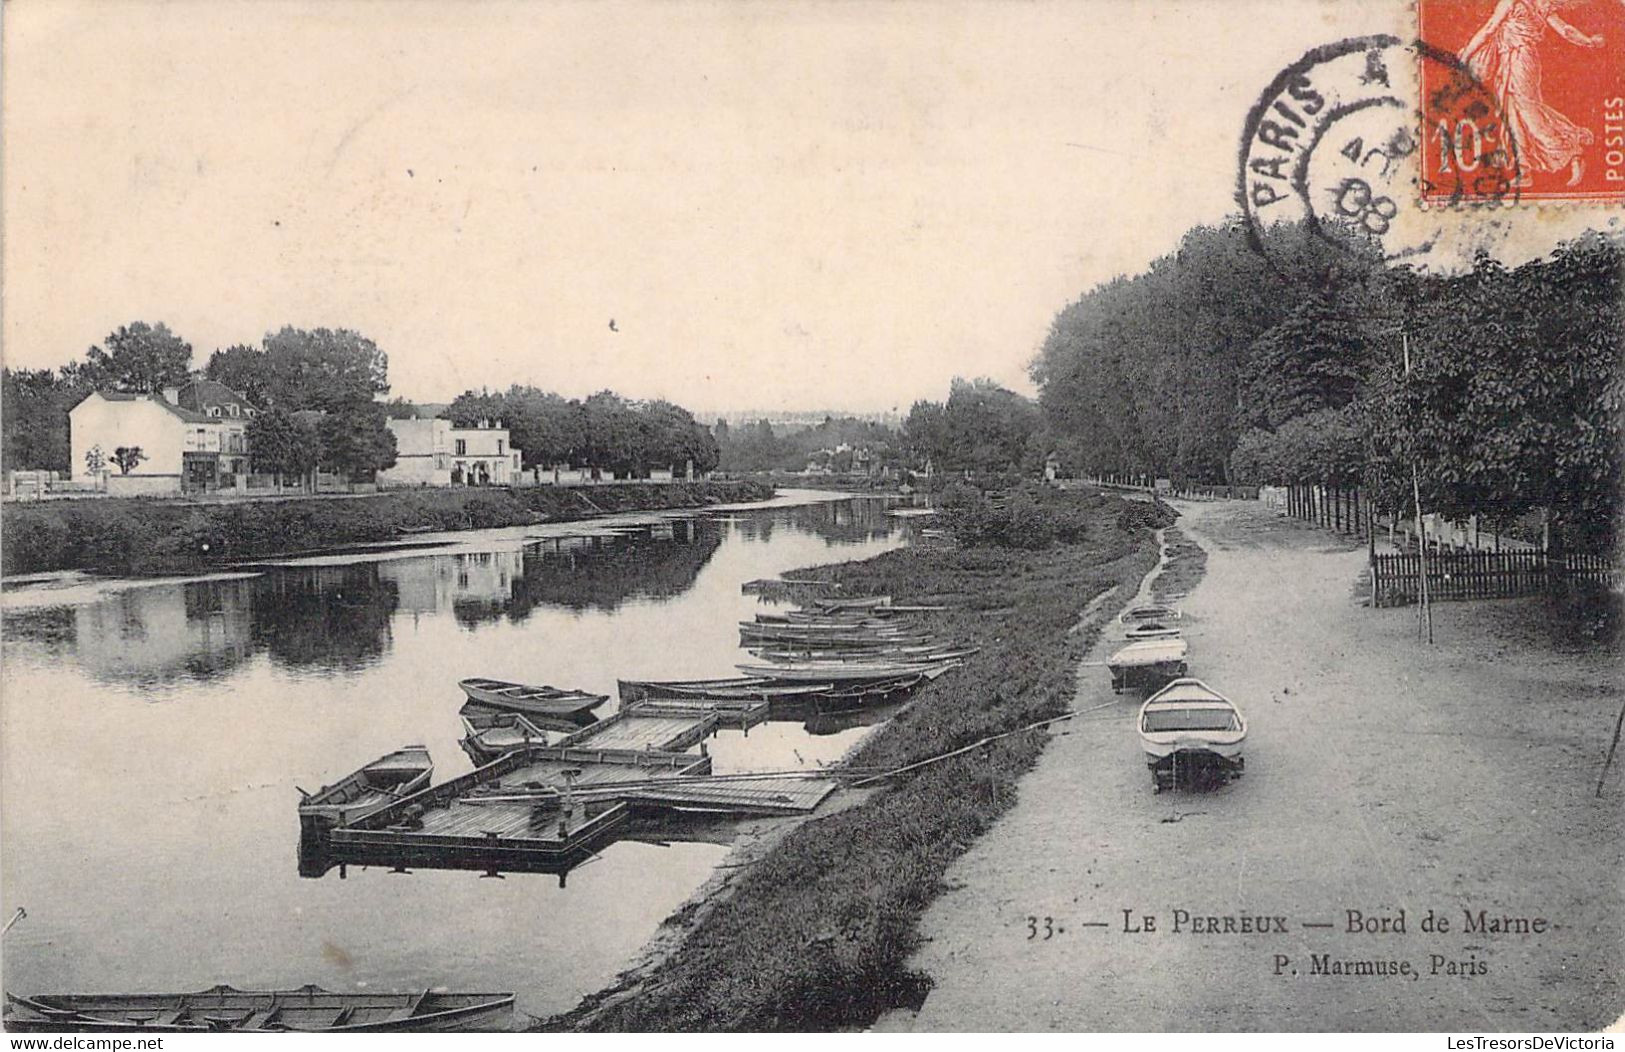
[
  {"left": 1137, "top": 677, "right": 1246, "bottom": 791},
  {"left": 458, "top": 712, "right": 555, "bottom": 765},
  {"left": 1106, "top": 638, "right": 1189, "bottom": 693},
  {"left": 618, "top": 677, "right": 836, "bottom": 703},
  {"left": 457, "top": 678, "right": 608, "bottom": 718},
  {"left": 297, "top": 746, "right": 433, "bottom": 832},
  {"left": 735, "top": 659, "right": 957, "bottom": 683},
  {"left": 2, "top": 985, "right": 515, "bottom": 1033}
]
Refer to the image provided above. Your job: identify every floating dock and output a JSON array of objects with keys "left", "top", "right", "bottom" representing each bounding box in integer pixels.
[{"left": 557, "top": 707, "right": 719, "bottom": 753}]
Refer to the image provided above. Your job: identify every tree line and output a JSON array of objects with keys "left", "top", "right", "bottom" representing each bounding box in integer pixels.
[
  {"left": 1031, "top": 222, "right": 1623, "bottom": 553},
  {"left": 714, "top": 415, "right": 903, "bottom": 474},
  {"left": 434, "top": 386, "right": 720, "bottom": 480}
]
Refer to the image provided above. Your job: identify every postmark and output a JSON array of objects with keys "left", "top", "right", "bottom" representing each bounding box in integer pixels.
[
  {"left": 1239, "top": 35, "right": 1520, "bottom": 277},
  {"left": 1420, "top": 0, "right": 1625, "bottom": 202}
]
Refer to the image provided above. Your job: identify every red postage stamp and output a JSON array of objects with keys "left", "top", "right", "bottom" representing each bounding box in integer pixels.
[{"left": 1420, "top": 0, "right": 1625, "bottom": 201}]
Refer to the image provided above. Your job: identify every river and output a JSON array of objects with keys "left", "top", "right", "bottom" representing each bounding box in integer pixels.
[{"left": 0, "top": 491, "right": 912, "bottom": 1021}]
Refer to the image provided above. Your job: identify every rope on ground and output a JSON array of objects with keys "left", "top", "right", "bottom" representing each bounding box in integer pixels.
[{"left": 848, "top": 696, "right": 1128, "bottom": 788}]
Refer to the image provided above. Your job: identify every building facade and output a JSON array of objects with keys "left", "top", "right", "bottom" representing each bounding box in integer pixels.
[
  {"left": 379, "top": 418, "right": 522, "bottom": 487},
  {"left": 69, "top": 381, "right": 259, "bottom": 496}
]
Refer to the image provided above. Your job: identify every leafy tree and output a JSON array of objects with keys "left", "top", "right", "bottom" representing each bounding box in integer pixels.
[
  {"left": 247, "top": 407, "right": 322, "bottom": 484},
  {"left": 111, "top": 446, "right": 148, "bottom": 474},
  {"left": 205, "top": 327, "right": 388, "bottom": 410},
  {"left": 84, "top": 445, "right": 106, "bottom": 476},
  {"left": 2, "top": 367, "right": 86, "bottom": 472},
  {"left": 316, "top": 400, "right": 397, "bottom": 481},
  {"left": 82, "top": 322, "right": 193, "bottom": 393}
]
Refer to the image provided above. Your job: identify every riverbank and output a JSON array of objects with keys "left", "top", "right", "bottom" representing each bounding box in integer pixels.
[
  {"left": 0, "top": 480, "right": 773, "bottom": 576},
  {"left": 547, "top": 489, "right": 1172, "bottom": 1031},
  {"left": 897, "top": 499, "right": 1624, "bottom": 1031}
]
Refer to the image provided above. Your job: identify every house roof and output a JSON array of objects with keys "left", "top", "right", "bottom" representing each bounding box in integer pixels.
[
  {"left": 174, "top": 378, "right": 256, "bottom": 416},
  {"left": 76, "top": 390, "right": 213, "bottom": 423}
]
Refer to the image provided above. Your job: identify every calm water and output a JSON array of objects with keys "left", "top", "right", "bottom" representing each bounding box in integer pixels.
[{"left": 0, "top": 492, "right": 909, "bottom": 1019}]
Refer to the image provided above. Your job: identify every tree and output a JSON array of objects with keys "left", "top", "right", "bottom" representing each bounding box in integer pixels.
[
  {"left": 205, "top": 327, "right": 388, "bottom": 410},
  {"left": 82, "top": 322, "right": 193, "bottom": 393},
  {"left": 204, "top": 344, "right": 271, "bottom": 407},
  {"left": 2, "top": 367, "right": 86, "bottom": 472},
  {"left": 247, "top": 407, "right": 321, "bottom": 484},
  {"left": 84, "top": 445, "right": 106, "bottom": 476},
  {"left": 316, "top": 400, "right": 397, "bottom": 482},
  {"left": 111, "top": 446, "right": 147, "bottom": 474}
]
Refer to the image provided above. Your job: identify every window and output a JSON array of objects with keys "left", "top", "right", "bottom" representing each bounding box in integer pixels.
[
  {"left": 208, "top": 407, "right": 221, "bottom": 417},
  {"left": 497, "top": 439, "right": 504, "bottom": 454},
  {"left": 227, "top": 404, "right": 239, "bottom": 417},
  {"left": 455, "top": 439, "right": 467, "bottom": 455}
]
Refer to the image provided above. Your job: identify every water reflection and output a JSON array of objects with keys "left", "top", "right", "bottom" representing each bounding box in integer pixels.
[{"left": 0, "top": 495, "right": 909, "bottom": 1016}]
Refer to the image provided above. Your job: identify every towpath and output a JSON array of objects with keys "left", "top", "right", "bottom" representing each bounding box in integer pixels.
[{"left": 885, "top": 499, "right": 1622, "bottom": 1031}]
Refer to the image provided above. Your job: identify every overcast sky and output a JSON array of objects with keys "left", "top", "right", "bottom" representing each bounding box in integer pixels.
[{"left": 1, "top": 0, "right": 1589, "bottom": 413}]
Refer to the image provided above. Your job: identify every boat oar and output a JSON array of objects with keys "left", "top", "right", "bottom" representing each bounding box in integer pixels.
[{"left": 3, "top": 907, "right": 25, "bottom": 935}]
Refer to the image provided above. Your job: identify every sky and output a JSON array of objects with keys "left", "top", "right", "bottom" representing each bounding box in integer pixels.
[{"left": 0, "top": 0, "right": 1607, "bottom": 414}]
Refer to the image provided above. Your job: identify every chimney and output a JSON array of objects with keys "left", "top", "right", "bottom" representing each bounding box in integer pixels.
[{"left": 161, "top": 386, "right": 180, "bottom": 405}]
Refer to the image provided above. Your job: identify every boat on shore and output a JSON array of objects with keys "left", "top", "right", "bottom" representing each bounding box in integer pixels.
[
  {"left": 1120, "top": 603, "right": 1182, "bottom": 625},
  {"left": 457, "top": 678, "right": 608, "bottom": 718},
  {"left": 2, "top": 986, "right": 515, "bottom": 1033},
  {"left": 1106, "top": 638, "right": 1189, "bottom": 693},
  {"left": 1137, "top": 677, "right": 1247, "bottom": 791},
  {"left": 297, "top": 746, "right": 433, "bottom": 833},
  {"left": 812, "top": 595, "right": 892, "bottom": 612},
  {"left": 1123, "top": 620, "right": 1182, "bottom": 641}
]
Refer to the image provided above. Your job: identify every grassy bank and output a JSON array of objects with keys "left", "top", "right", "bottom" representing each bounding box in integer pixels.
[
  {"left": 1, "top": 480, "right": 772, "bottom": 576},
  {"left": 550, "top": 490, "right": 1171, "bottom": 1031}
]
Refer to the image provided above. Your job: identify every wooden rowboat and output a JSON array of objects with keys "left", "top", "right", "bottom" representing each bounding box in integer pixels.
[
  {"left": 459, "top": 712, "right": 555, "bottom": 765},
  {"left": 735, "top": 659, "right": 957, "bottom": 683},
  {"left": 3, "top": 985, "right": 515, "bottom": 1033},
  {"left": 1106, "top": 638, "right": 1189, "bottom": 694},
  {"left": 618, "top": 677, "right": 836, "bottom": 703},
  {"left": 1120, "top": 603, "right": 1182, "bottom": 625},
  {"left": 298, "top": 746, "right": 432, "bottom": 832},
  {"left": 458, "top": 678, "right": 608, "bottom": 717},
  {"left": 1137, "top": 678, "right": 1246, "bottom": 791},
  {"left": 1123, "top": 620, "right": 1182, "bottom": 641}
]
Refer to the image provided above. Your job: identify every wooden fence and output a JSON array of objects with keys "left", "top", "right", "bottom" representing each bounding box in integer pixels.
[{"left": 1371, "top": 550, "right": 1619, "bottom": 607}]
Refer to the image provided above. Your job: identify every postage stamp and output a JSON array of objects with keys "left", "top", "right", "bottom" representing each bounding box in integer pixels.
[
  {"left": 1419, "top": 0, "right": 1625, "bottom": 201},
  {"left": 1239, "top": 35, "right": 1519, "bottom": 276}
]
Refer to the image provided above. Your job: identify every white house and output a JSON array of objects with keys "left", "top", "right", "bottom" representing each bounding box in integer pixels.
[
  {"left": 70, "top": 381, "right": 259, "bottom": 496},
  {"left": 379, "top": 418, "right": 522, "bottom": 487}
]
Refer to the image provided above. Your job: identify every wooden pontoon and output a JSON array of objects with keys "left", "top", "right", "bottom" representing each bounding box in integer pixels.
[
  {"left": 3, "top": 986, "right": 514, "bottom": 1033},
  {"left": 457, "top": 678, "right": 608, "bottom": 718},
  {"left": 297, "top": 746, "right": 433, "bottom": 833}
]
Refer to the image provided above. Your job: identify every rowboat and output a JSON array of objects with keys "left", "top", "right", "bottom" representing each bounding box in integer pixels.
[
  {"left": 3, "top": 986, "right": 515, "bottom": 1033},
  {"left": 735, "top": 659, "right": 957, "bottom": 683},
  {"left": 618, "top": 677, "right": 836, "bottom": 703},
  {"left": 1123, "top": 620, "right": 1182, "bottom": 641},
  {"left": 1106, "top": 638, "right": 1189, "bottom": 693},
  {"left": 459, "top": 712, "right": 555, "bottom": 765},
  {"left": 813, "top": 595, "right": 892, "bottom": 611},
  {"left": 297, "top": 746, "right": 433, "bottom": 833},
  {"left": 1120, "top": 603, "right": 1182, "bottom": 625},
  {"left": 457, "top": 678, "right": 608, "bottom": 717},
  {"left": 750, "top": 645, "right": 978, "bottom": 664},
  {"left": 1137, "top": 678, "right": 1246, "bottom": 791}
]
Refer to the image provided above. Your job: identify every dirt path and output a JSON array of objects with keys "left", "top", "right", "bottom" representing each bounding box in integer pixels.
[{"left": 884, "top": 499, "right": 1622, "bottom": 1032}]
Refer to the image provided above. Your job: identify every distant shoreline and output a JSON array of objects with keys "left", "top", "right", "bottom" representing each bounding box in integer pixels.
[{"left": 1, "top": 479, "right": 775, "bottom": 578}]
